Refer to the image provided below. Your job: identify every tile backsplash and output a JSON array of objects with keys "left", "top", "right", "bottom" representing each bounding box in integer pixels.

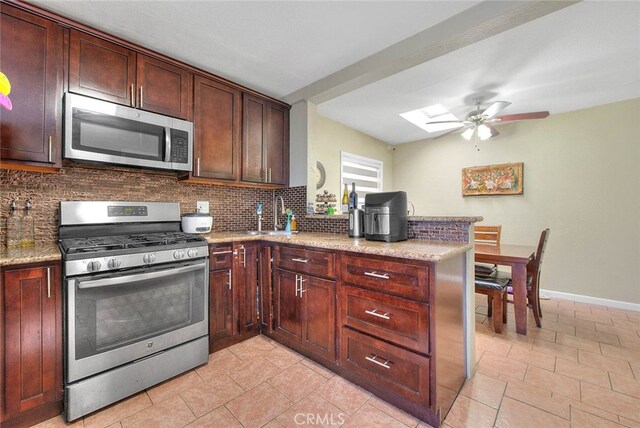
[
  {"left": 1, "top": 165, "right": 470, "bottom": 245},
  {"left": 1, "top": 164, "right": 278, "bottom": 244}
]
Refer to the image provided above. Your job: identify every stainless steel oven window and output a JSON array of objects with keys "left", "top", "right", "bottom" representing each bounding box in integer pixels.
[{"left": 67, "top": 260, "right": 208, "bottom": 382}]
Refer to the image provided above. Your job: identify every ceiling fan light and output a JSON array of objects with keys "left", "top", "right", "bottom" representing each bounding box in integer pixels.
[
  {"left": 477, "top": 124, "right": 496, "bottom": 141},
  {"left": 461, "top": 127, "right": 474, "bottom": 141}
]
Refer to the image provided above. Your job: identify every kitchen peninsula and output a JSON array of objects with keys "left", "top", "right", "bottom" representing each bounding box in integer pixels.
[{"left": 1, "top": 217, "right": 478, "bottom": 427}]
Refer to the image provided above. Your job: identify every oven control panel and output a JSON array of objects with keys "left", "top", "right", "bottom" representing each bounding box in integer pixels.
[
  {"left": 107, "top": 205, "right": 148, "bottom": 217},
  {"left": 65, "top": 244, "right": 209, "bottom": 277}
]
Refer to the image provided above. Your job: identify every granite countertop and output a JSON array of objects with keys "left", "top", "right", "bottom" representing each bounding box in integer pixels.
[
  {"left": 0, "top": 232, "right": 472, "bottom": 267},
  {"left": 204, "top": 231, "right": 472, "bottom": 263},
  {"left": 0, "top": 243, "right": 62, "bottom": 267}
]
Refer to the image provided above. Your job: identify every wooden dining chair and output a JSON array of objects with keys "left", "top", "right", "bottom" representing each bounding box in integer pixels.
[
  {"left": 475, "top": 274, "right": 510, "bottom": 333},
  {"left": 474, "top": 225, "right": 502, "bottom": 246},
  {"left": 504, "top": 228, "right": 551, "bottom": 328},
  {"left": 474, "top": 225, "right": 502, "bottom": 276}
]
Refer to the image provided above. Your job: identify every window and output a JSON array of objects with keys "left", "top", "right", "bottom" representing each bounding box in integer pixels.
[{"left": 340, "top": 151, "right": 383, "bottom": 208}]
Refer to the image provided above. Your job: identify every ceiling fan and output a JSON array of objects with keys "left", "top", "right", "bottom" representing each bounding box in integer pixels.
[{"left": 426, "top": 97, "right": 550, "bottom": 149}]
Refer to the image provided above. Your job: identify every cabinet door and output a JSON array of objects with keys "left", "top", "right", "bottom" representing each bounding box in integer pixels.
[
  {"left": 0, "top": 6, "right": 63, "bottom": 167},
  {"left": 300, "top": 275, "right": 335, "bottom": 361},
  {"left": 241, "top": 94, "right": 267, "bottom": 183},
  {"left": 193, "top": 76, "right": 241, "bottom": 180},
  {"left": 137, "top": 54, "right": 192, "bottom": 120},
  {"left": 266, "top": 102, "right": 289, "bottom": 186},
  {"left": 69, "top": 30, "right": 136, "bottom": 106},
  {"left": 235, "top": 243, "right": 258, "bottom": 334},
  {"left": 259, "top": 246, "right": 273, "bottom": 333},
  {"left": 3, "top": 265, "right": 62, "bottom": 418},
  {"left": 209, "top": 269, "right": 234, "bottom": 351},
  {"left": 273, "top": 269, "right": 301, "bottom": 341}
]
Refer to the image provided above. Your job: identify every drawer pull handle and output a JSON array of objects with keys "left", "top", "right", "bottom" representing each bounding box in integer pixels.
[
  {"left": 211, "top": 250, "right": 233, "bottom": 255},
  {"left": 364, "top": 271, "right": 390, "bottom": 279},
  {"left": 365, "top": 309, "right": 390, "bottom": 320},
  {"left": 292, "top": 258, "right": 308, "bottom": 263},
  {"left": 365, "top": 355, "right": 391, "bottom": 369}
]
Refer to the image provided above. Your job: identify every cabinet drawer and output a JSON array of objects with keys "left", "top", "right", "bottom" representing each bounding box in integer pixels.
[
  {"left": 340, "top": 327, "right": 430, "bottom": 408},
  {"left": 340, "top": 254, "right": 430, "bottom": 301},
  {"left": 275, "top": 246, "right": 335, "bottom": 279},
  {"left": 341, "top": 285, "right": 429, "bottom": 354},
  {"left": 209, "top": 244, "right": 233, "bottom": 270}
]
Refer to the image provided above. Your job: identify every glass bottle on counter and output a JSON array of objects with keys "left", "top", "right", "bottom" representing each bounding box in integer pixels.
[
  {"left": 341, "top": 184, "right": 349, "bottom": 213},
  {"left": 20, "top": 199, "right": 35, "bottom": 247},
  {"left": 6, "top": 200, "right": 21, "bottom": 247},
  {"left": 348, "top": 183, "right": 358, "bottom": 210}
]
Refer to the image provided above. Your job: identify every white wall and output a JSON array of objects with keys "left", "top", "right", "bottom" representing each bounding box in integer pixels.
[
  {"left": 393, "top": 98, "right": 640, "bottom": 304},
  {"left": 307, "top": 102, "right": 393, "bottom": 205},
  {"left": 289, "top": 101, "right": 308, "bottom": 187}
]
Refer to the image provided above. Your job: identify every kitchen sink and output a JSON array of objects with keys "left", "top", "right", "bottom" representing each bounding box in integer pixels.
[{"left": 244, "top": 230, "right": 298, "bottom": 236}]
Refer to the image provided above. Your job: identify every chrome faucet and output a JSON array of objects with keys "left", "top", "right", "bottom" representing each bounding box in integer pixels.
[{"left": 273, "top": 196, "right": 285, "bottom": 230}]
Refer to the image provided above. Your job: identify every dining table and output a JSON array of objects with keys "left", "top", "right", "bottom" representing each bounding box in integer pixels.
[{"left": 474, "top": 243, "right": 537, "bottom": 335}]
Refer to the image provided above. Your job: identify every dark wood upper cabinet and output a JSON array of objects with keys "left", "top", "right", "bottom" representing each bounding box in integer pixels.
[
  {"left": 242, "top": 94, "right": 289, "bottom": 186},
  {"left": 0, "top": 5, "right": 63, "bottom": 169},
  {"left": 266, "top": 102, "right": 289, "bottom": 186},
  {"left": 2, "top": 263, "right": 62, "bottom": 423},
  {"left": 242, "top": 94, "right": 267, "bottom": 183},
  {"left": 69, "top": 30, "right": 192, "bottom": 120},
  {"left": 69, "top": 30, "right": 136, "bottom": 106},
  {"left": 193, "top": 76, "right": 241, "bottom": 180},
  {"left": 137, "top": 54, "right": 192, "bottom": 120}
]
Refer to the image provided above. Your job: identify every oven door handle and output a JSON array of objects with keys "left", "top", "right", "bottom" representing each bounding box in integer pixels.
[{"left": 76, "top": 263, "right": 204, "bottom": 289}]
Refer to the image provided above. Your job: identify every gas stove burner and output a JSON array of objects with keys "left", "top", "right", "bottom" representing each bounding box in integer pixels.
[{"left": 61, "top": 232, "right": 206, "bottom": 255}]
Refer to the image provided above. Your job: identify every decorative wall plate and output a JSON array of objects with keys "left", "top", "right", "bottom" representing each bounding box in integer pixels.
[{"left": 316, "top": 161, "right": 326, "bottom": 189}]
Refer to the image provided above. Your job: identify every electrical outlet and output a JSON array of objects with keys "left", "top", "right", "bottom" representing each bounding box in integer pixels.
[{"left": 196, "top": 201, "right": 209, "bottom": 213}]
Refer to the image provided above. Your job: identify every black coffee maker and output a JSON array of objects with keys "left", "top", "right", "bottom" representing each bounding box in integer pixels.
[{"left": 364, "top": 191, "right": 408, "bottom": 242}]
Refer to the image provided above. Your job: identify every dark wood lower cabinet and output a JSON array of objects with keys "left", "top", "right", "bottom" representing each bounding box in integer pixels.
[
  {"left": 208, "top": 243, "right": 259, "bottom": 353},
  {"left": 1, "top": 262, "right": 63, "bottom": 428},
  {"left": 273, "top": 268, "right": 336, "bottom": 363},
  {"left": 236, "top": 242, "right": 258, "bottom": 334},
  {"left": 209, "top": 268, "right": 234, "bottom": 345}
]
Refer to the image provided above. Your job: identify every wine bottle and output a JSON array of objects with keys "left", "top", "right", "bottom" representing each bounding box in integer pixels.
[
  {"left": 341, "top": 184, "right": 349, "bottom": 213},
  {"left": 348, "top": 183, "right": 358, "bottom": 210}
]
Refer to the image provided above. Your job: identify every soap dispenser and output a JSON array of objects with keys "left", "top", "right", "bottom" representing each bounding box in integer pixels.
[
  {"left": 21, "top": 199, "right": 35, "bottom": 247},
  {"left": 256, "top": 202, "right": 264, "bottom": 232},
  {"left": 6, "top": 200, "right": 20, "bottom": 247}
]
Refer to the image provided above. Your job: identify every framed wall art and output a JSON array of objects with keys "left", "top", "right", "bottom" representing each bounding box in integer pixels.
[{"left": 462, "top": 162, "right": 523, "bottom": 196}]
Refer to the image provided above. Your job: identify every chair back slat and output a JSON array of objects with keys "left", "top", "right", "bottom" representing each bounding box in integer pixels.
[
  {"left": 529, "top": 228, "right": 551, "bottom": 300},
  {"left": 474, "top": 225, "right": 502, "bottom": 246}
]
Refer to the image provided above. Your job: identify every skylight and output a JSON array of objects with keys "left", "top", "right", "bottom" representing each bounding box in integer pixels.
[{"left": 400, "top": 104, "right": 462, "bottom": 133}]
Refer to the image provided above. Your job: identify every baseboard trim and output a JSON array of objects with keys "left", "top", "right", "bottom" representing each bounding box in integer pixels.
[{"left": 540, "top": 288, "right": 640, "bottom": 312}]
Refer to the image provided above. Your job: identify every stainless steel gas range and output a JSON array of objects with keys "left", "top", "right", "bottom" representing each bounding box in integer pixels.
[{"left": 58, "top": 201, "right": 209, "bottom": 421}]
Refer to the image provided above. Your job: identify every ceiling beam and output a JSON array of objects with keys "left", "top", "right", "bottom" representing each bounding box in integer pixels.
[{"left": 283, "top": 0, "right": 581, "bottom": 105}]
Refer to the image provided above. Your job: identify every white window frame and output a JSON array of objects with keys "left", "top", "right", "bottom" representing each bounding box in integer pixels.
[{"left": 340, "top": 151, "right": 384, "bottom": 208}]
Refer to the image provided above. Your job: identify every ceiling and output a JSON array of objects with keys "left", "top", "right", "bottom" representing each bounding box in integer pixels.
[{"left": 28, "top": 0, "right": 640, "bottom": 145}]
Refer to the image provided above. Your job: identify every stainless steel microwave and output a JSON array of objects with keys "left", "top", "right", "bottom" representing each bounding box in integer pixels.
[{"left": 64, "top": 93, "right": 193, "bottom": 172}]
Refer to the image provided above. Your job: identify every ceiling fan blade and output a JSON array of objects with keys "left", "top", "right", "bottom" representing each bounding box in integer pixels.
[
  {"left": 482, "top": 101, "right": 511, "bottom": 119},
  {"left": 433, "top": 126, "right": 465, "bottom": 140},
  {"left": 425, "top": 120, "right": 463, "bottom": 125},
  {"left": 485, "top": 124, "right": 499, "bottom": 138},
  {"left": 424, "top": 120, "right": 464, "bottom": 133},
  {"left": 494, "top": 111, "right": 550, "bottom": 122}
]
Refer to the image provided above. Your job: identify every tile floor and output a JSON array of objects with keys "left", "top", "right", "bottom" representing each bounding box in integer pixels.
[{"left": 35, "top": 295, "right": 640, "bottom": 428}]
